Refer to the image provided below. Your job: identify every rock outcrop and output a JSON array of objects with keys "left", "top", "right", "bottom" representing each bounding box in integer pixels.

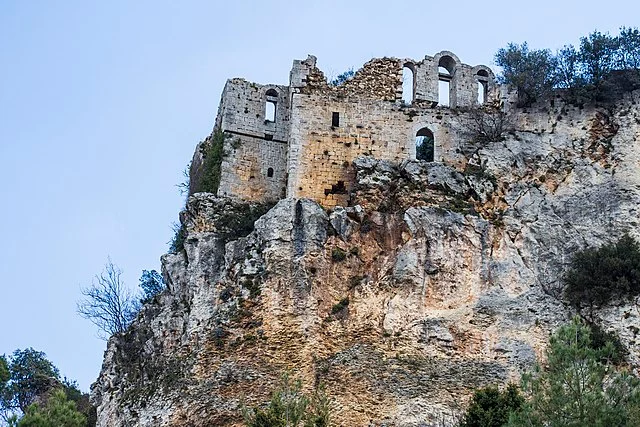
[{"left": 92, "top": 89, "right": 640, "bottom": 426}]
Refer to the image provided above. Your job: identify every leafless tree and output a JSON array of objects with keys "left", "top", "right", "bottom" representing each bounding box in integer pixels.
[
  {"left": 466, "top": 102, "right": 514, "bottom": 144},
  {"left": 77, "top": 259, "right": 139, "bottom": 339}
]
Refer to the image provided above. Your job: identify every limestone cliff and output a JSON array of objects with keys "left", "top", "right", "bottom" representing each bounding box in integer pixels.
[{"left": 92, "top": 90, "right": 640, "bottom": 426}]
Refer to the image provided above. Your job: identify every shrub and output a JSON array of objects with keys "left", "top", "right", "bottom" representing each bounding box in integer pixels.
[
  {"left": 331, "top": 248, "right": 347, "bottom": 262},
  {"left": 191, "top": 129, "right": 226, "bottom": 194},
  {"left": 331, "top": 298, "right": 349, "bottom": 314},
  {"left": 495, "top": 42, "right": 557, "bottom": 106},
  {"left": 169, "top": 222, "right": 187, "bottom": 254},
  {"left": 243, "top": 373, "right": 330, "bottom": 427},
  {"left": 564, "top": 234, "right": 640, "bottom": 310},
  {"left": 465, "top": 103, "right": 514, "bottom": 144},
  {"left": 459, "top": 384, "right": 524, "bottom": 427},
  {"left": 329, "top": 68, "right": 355, "bottom": 86}
]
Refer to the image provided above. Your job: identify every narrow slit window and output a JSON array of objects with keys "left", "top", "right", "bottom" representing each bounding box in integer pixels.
[
  {"left": 332, "top": 112, "right": 340, "bottom": 127},
  {"left": 267, "top": 167, "right": 274, "bottom": 178}
]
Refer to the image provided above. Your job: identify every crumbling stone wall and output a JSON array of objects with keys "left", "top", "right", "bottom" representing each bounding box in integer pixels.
[
  {"left": 286, "top": 94, "right": 484, "bottom": 207},
  {"left": 216, "top": 79, "right": 290, "bottom": 201},
  {"left": 213, "top": 51, "right": 498, "bottom": 206}
]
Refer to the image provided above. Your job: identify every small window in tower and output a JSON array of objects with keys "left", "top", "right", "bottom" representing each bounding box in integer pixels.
[
  {"left": 267, "top": 167, "right": 274, "bottom": 178},
  {"left": 265, "top": 101, "right": 276, "bottom": 122},
  {"left": 332, "top": 112, "right": 340, "bottom": 127}
]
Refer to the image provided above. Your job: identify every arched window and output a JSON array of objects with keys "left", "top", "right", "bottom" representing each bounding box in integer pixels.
[
  {"left": 265, "top": 89, "right": 278, "bottom": 123},
  {"left": 402, "top": 64, "right": 415, "bottom": 104},
  {"left": 438, "top": 56, "right": 455, "bottom": 107},
  {"left": 476, "top": 70, "right": 489, "bottom": 105},
  {"left": 267, "top": 167, "right": 274, "bottom": 178},
  {"left": 416, "top": 128, "right": 434, "bottom": 162}
]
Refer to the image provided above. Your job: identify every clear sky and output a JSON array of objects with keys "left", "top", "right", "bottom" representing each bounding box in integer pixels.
[{"left": 0, "top": 0, "right": 637, "bottom": 392}]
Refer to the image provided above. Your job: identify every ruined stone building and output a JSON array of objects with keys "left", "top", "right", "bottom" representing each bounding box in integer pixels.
[{"left": 214, "top": 51, "right": 500, "bottom": 207}]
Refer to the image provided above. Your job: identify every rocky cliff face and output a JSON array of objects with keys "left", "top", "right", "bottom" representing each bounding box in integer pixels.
[{"left": 92, "top": 90, "right": 640, "bottom": 426}]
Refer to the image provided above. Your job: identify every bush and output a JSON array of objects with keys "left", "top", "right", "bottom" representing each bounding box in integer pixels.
[
  {"left": 331, "top": 298, "right": 349, "bottom": 314},
  {"left": 191, "top": 129, "right": 226, "bottom": 194},
  {"left": 495, "top": 42, "right": 557, "bottom": 106},
  {"left": 564, "top": 234, "right": 640, "bottom": 310},
  {"left": 465, "top": 103, "right": 514, "bottom": 144},
  {"left": 329, "top": 68, "right": 355, "bottom": 86},
  {"left": 331, "top": 248, "right": 347, "bottom": 262},
  {"left": 459, "top": 384, "right": 524, "bottom": 427},
  {"left": 169, "top": 222, "right": 187, "bottom": 254},
  {"left": 243, "top": 373, "right": 330, "bottom": 427}
]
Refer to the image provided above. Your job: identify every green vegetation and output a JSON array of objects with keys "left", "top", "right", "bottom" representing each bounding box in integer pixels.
[
  {"left": 0, "top": 349, "right": 95, "bottom": 426},
  {"left": 507, "top": 317, "right": 640, "bottom": 426},
  {"left": 495, "top": 42, "right": 557, "bottom": 106},
  {"left": 329, "top": 68, "right": 355, "bottom": 86},
  {"left": 459, "top": 318, "right": 638, "bottom": 426},
  {"left": 330, "top": 248, "right": 346, "bottom": 262},
  {"left": 564, "top": 234, "right": 640, "bottom": 310},
  {"left": 17, "top": 389, "right": 86, "bottom": 427},
  {"left": 330, "top": 298, "right": 349, "bottom": 315},
  {"left": 496, "top": 27, "right": 640, "bottom": 105},
  {"left": 139, "top": 269, "right": 165, "bottom": 304},
  {"left": 458, "top": 384, "right": 524, "bottom": 427},
  {"left": 191, "top": 129, "right": 226, "bottom": 194},
  {"left": 243, "top": 373, "right": 330, "bottom": 427}
]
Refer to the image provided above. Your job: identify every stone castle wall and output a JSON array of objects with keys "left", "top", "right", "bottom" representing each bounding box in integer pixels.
[
  {"left": 214, "top": 52, "right": 499, "bottom": 206},
  {"left": 216, "top": 79, "right": 290, "bottom": 202}
]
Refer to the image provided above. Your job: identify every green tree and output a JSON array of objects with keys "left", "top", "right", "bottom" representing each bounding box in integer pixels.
[
  {"left": 139, "top": 269, "right": 165, "bottom": 304},
  {"left": 495, "top": 42, "right": 557, "bottom": 106},
  {"left": 554, "top": 44, "right": 584, "bottom": 90},
  {"left": 243, "top": 374, "right": 331, "bottom": 427},
  {"left": 1, "top": 349, "right": 60, "bottom": 414},
  {"left": 617, "top": 26, "right": 640, "bottom": 71},
  {"left": 564, "top": 234, "right": 640, "bottom": 312},
  {"left": 507, "top": 317, "right": 640, "bottom": 426},
  {"left": 578, "top": 30, "right": 619, "bottom": 88},
  {"left": 17, "top": 389, "right": 85, "bottom": 427},
  {"left": 459, "top": 384, "right": 524, "bottom": 427}
]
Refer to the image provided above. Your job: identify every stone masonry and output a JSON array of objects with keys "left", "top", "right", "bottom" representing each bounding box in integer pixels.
[{"left": 215, "top": 51, "right": 502, "bottom": 207}]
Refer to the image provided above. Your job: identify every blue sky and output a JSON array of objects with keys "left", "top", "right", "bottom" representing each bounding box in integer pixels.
[{"left": 0, "top": 0, "right": 637, "bottom": 392}]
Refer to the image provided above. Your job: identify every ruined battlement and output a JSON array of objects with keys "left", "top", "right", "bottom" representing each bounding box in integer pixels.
[{"left": 214, "top": 51, "right": 504, "bottom": 207}]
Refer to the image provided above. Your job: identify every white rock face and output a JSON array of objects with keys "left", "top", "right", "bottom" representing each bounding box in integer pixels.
[{"left": 93, "top": 91, "right": 640, "bottom": 426}]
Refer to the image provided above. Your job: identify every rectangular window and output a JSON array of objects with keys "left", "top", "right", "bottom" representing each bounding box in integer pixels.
[{"left": 332, "top": 112, "right": 340, "bottom": 127}]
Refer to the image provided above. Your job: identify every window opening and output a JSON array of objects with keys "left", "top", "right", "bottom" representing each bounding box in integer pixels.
[
  {"left": 332, "top": 112, "right": 340, "bottom": 127},
  {"left": 402, "top": 65, "right": 415, "bottom": 104},
  {"left": 438, "top": 56, "right": 455, "bottom": 107},
  {"left": 416, "top": 128, "right": 434, "bottom": 162},
  {"left": 265, "top": 101, "right": 276, "bottom": 122},
  {"left": 267, "top": 168, "right": 274, "bottom": 178}
]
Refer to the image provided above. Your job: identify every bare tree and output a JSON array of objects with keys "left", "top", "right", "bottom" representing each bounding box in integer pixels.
[
  {"left": 77, "top": 259, "right": 139, "bottom": 339},
  {"left": 466, "top": 102, "right": 514, "bottom": 144}
]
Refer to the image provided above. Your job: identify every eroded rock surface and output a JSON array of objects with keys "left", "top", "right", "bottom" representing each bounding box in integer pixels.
[{"left": 93, "top": 91, "right": 640, "bottom": 426}]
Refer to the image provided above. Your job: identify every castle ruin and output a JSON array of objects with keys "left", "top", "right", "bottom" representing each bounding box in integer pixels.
[{"left": 213, "top": 51, "right": 505, "bottom": 207}]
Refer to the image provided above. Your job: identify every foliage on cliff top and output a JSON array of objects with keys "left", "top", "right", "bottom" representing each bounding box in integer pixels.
[
  {"left": 191, "top": 129, "right": 226, "bottom": 195},
  {"left": 564, "top": 234, "right": 640, "bottom": 310},
  {"left": 497, "top": 27, "right": 640, "bottom": 105}
]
